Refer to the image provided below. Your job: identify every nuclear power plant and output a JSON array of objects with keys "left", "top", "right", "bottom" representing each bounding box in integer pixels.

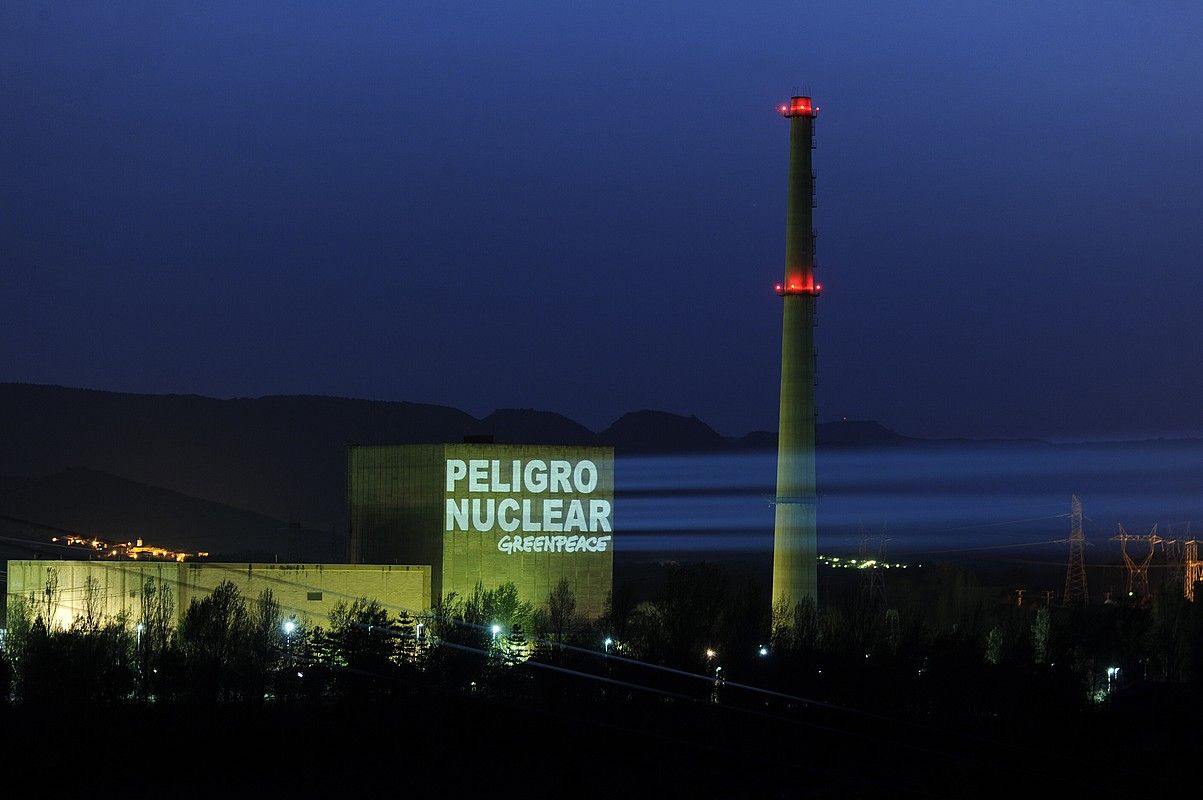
[{"left": 772, "top": 96, "right": 821, "bottom": 615}]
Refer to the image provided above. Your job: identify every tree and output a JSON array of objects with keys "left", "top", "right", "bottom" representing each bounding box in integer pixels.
[
  {"left": 461, "top": 581, "right": 533, "bottom": 633},
  {"left": 327, "top": 597, "right": 396, "bottom": 699},
  {"left": 547, "top": 578, "right": 577, "bottom": 648},
  {"left": 718, "top": 580, "right": 768, "bottom": 672},
  {"left": 603, "top": 584, "right": 636, "bottom": 646},
  {"left": 883, "top": 608, "right": 902, "bottom": 657},
  {"left": 426, "top": 591, "right": 488, "bottom": 690},
  {"left": 985, "top": 626, "right": 1003, "bottom": 665},
  {"left": 0, "top": 648, "right": 10, "bottom": 703},
  {"left": 1032, "top": 607, "right": 1050, "bottom": 665},
  {"left": 178, "top": 580, "right": 251, "bottom": 701},
  {"left": 40, "top": 566, "right": 60, "bottom": 629},
  {"left": 80, "top": 574, "right": 103, "bottom": 632},
  {"left": 2, "top": 595, "right": 34, "bottom": 696},
  {"left": 138, "top": 576, "right": 177, "bottom": 699},
  {"left": 653, "top": 563, "right": 726, "bottom": 668},
  {"left": 247, "top": 588, "right": 282, "bottom": 700}
]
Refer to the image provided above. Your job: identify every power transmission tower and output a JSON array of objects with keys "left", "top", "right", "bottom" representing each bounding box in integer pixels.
[
  {"left": 1185, "top": 539, "right": 1202, "bottom": 602},
  {"left": 1163, "top": 522, "right": 1189, "bottom": 591},
  {"left": 1111, "top": 523, "right": 1161, "bottom": 603},
  {"left": 1063, "top": 495, "right": 1089, "bottom": 607},
  {"left": 859, "top": 526, "right": 888, "bottom": 608}
]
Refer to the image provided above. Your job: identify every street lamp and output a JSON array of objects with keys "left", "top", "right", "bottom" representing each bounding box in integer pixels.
[
  {"left": 603, "top": 637, "right": 613, "bottom": 653},
  {"left": 280, "top": 619, "right": 298, "bottom": 695},
  {"left": 491, "top": 624, "right": 501, "bottom": 641},
  {"left": 758, "top": 645, "right": 769, "bottom": 657}
]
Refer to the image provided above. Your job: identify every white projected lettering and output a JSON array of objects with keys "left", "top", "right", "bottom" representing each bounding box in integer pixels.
[
  {"left": 444, "top": 458, "right": 612, "bottom": 553},
  {"left": 497, "top": 535, "right": 613, "bottom": 554}
]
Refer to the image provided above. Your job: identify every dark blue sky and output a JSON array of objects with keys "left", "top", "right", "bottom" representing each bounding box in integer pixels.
[{"left": 3, "top": 2, "right": 1201, "bottom": 439}]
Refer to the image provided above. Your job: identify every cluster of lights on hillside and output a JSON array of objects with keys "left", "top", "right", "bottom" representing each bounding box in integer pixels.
[
  {"left": 818, "top": 554, "right": 912, "bottom": 570},
  {"left": 50, "top": 534, "right": 209, "bottom": 562}
]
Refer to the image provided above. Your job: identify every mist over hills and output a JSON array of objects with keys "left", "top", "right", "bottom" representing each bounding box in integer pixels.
[
  {"left": 0, "top": 383, "right": 913, "bottom": 536},
  {"left": 3, "top": 382, "right": 1179, "bottom": 562}
]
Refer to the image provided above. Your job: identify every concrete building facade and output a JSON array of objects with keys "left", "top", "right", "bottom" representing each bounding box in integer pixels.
[
  {"left": 6, "top": 560, "right": 431, "bottom": 629},
  {"left": 348, "top": 443, "right": 614, "bottom": 618}
]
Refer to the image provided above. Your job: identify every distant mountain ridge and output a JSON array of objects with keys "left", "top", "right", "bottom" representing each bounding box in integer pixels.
[{"left": 0, "top": 382, "right": 916, "bottom": 536}]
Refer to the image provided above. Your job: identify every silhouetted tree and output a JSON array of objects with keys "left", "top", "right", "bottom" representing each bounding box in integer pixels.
[
  {"left": 179, "top": 580, "right": 251, "bottom": 701},
  {"left": 0, "top": 649, "right": 10, "bottom": 703},
  {"left": 718, "top": 580, "right": 767, "bottom": 671},
  {"left": 40, "top": 566, "right": 60, "bottom": 628},
  {"left": 80, "top": 574, "right": 103, "bottom": 632},
  {"left": 328, "top": 597, "right": 396, "bottom": 699},
  {"left": 1032, "top": 607, "right": 1050, "bottom": 665},
  {"left": 3, "top": 595, "right": 34, "bottom": 694},
  {"left": 247, "top": 588, "right": 282, "bottom": 700},
  {"left": 138, "top": 576, "right": 177, "bottom": 700},
  {"left": 546, "top": 578, "right": 577, "bottom": 649},
  {"left": 652, "top": 563, "right": 725, "bottom": 668},
  {"left": 603, "top": 584, "right": 636, "bottom": 645}
]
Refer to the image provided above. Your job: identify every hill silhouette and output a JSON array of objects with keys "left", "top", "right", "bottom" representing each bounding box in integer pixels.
[
  {"left": 0, "top": 468, "right": 335, "bottom": 562},
  {"left": 0, "top": 383, "right": 914, "bottom": 538},
  {"left": 600, "top": 410, "right": 730, "bottom": 453}
]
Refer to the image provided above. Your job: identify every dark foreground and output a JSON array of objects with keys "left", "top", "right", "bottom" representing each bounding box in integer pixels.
[{"left": 2, "top": 682, "right": 1194, "bottom": 799}]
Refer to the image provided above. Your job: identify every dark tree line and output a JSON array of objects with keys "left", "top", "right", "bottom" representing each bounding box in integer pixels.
[{"left": 3, "top": 563, "right": 1202, "bottom": 725}]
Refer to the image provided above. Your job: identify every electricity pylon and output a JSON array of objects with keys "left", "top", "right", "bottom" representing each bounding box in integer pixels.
[
  {"left": 859, "top": 526, "right": 888, "bottom": 609},
  {"left": 1063, "top": 495, "right": 1088, "bottom": 607},
  {"left": 1185, "top": 539, "right": 1202, "bottom": 602},
  {"left": 1111, "top": 523, "right": 1161, "bottom": 603}
]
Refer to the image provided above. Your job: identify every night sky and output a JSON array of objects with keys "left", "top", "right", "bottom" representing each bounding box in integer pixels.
[{"left": 3, "top": 2, "right": 1201, "bottom": 440}]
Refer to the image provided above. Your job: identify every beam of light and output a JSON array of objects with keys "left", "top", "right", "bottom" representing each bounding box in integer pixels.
[{"left": 614, "top": 443, "right": 1203, "bottom": 556}]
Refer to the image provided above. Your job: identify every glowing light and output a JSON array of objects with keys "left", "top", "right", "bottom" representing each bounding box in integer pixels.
[
  {"left": 758, "top": 646, "right": 769, "bottom": 657},
  {"left": 775, "top": 279, "right": 823, "bottom": 297},
  {"left": 282, "top": 621, "right": 296, "bottom": 635},
  {"left": 705, "top": 648, "right": 717, "bottom": 659},
  {"left": 780, "top": 96, "right": 817, "bottom": 118},
  {"left": 491, "top": 624, "right": 502, "bottom": 640}
]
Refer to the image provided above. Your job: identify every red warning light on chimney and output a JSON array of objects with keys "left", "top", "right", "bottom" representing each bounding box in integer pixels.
[
  {"left": 779, "top": 96, "right": 817, "bottom": 118},
  {"left": 774, "top": 280, "right": 822, "bottom": 297}
]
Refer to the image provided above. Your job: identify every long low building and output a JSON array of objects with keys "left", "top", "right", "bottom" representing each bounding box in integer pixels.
[{"left": 6, "top": 561, "right": 431, "bottom": 629}]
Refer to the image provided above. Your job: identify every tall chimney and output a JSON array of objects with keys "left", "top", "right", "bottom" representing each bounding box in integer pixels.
[{"left": 772, "top": 95, "right": 820, "bottom": 619}]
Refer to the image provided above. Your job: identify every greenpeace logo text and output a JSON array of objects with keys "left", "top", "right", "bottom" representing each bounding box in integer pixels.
[{"left": 444, "top": 459, "right": 613, "bottom": 550}]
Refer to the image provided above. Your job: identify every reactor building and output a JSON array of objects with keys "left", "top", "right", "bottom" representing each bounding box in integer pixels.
[
  {"left": 772, "top": 95, "right": 821, "bottom": 613},
  {"left": 348, "top": 443, "right": 614, "bottom": 618}
]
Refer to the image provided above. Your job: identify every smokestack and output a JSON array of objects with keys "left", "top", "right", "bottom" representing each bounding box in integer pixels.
[{"left": 771, "top": 95, "right": 820, "bottom": 618}]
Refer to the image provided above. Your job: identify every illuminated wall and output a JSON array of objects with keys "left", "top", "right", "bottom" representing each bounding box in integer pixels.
[
  {"left": 5, "top": 561, "right": 431, "bottom": 629},
  {"left": 348, "top": 444, "right": 614, "bottom": 618}
]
